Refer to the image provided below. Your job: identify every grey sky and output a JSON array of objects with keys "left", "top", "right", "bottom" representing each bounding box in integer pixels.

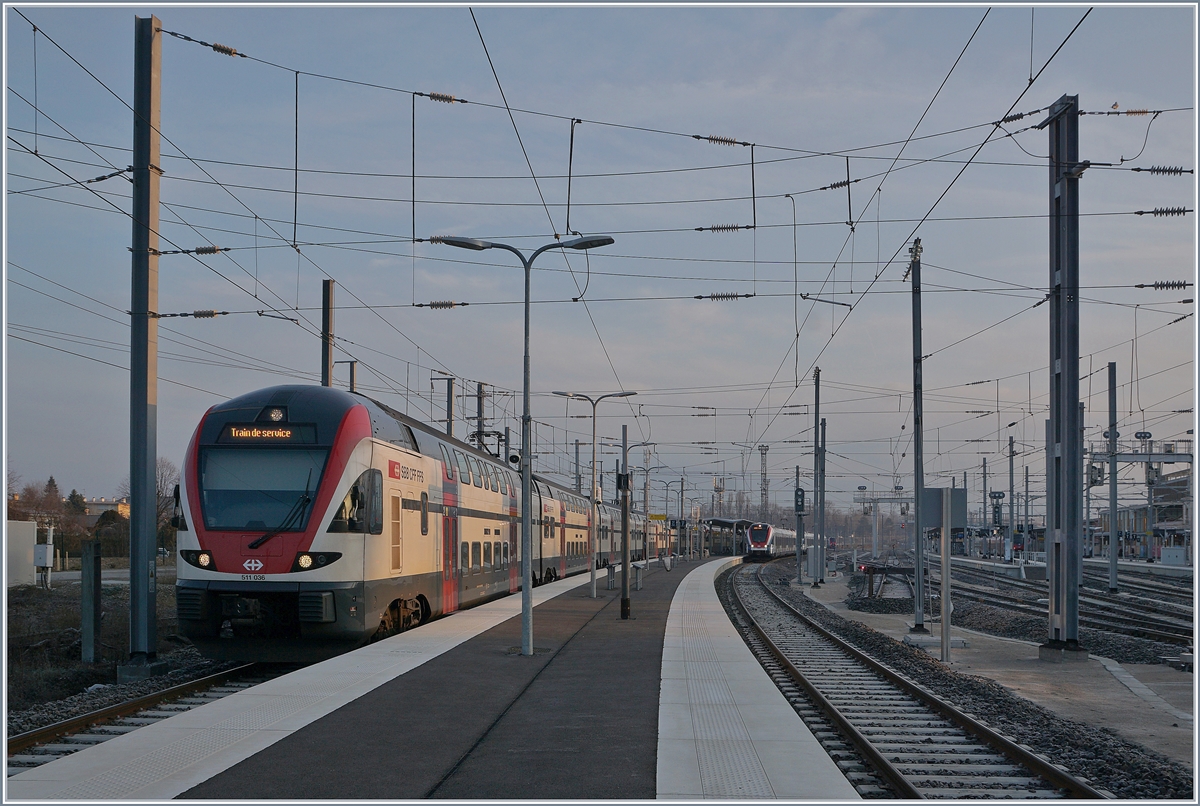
[{"left": 4, "top": 4, "right": 1195, "bottom": 520}]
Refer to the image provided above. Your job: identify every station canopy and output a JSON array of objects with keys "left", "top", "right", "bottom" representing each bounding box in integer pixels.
[{"left": 703, "top": 518, "right": 756, "bottom": 531}]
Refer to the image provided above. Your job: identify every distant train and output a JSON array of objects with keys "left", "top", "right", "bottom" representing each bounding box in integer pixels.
[
  {"left": 744, "top": 522, "right": 798, "bottom": 561},
  {"left": 174, "top": 384, "right": 662, "bottom": 662}
]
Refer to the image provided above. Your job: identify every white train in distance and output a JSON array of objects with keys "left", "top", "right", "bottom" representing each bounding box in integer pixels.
[
  {"left": 744, "top": 522, "right": 798, "bottom": 562},
  {"left": 173, "top": 384, "right": 668, "bottom": 662}
]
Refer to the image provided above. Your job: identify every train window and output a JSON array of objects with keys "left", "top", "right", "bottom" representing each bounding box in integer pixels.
[
  {"left": 471, "top": 541, "right": 482, "bottom": 572},
  {"left": 483, "top": 540, "right": 492, "bottom": 569},
  {"left": 460, "top": 541, "right": 469, "bottom": 576},
  {"left": 328, "top": 468, "right": 382, "bottom": 534},
  {"left": 489, "top": 465, "right": 502, "bottom": 494},
  {"left": 503, "top": 540, "right": 510, "bottom": 567},
  {"left": 467, "top": 456, "right": 484, "bottom": 488},
  {"left": 440, "top": 445, "right": 455, "bottom": 481},
  {"left": 420, "top": 493, "right": 428, "bottom": 535},
  {"left": 494, "top": 541, "right": 502, "bottom": 567},
  {"left": 497, "top": 468, "right": 508, "bottom": 496},
  {"left": 390, "top": 496, "right": 402, "bottom": 572},
  {"left": 454, "top": 450, "right": 472, "bottom": 486}
]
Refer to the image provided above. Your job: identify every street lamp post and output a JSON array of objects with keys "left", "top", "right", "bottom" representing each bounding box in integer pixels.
[
  {"left": 553, "top": 389, "right": 635, "bottom": 598},
  {"left": 437, "top": 234, "right": 614, "bottom": 656}
]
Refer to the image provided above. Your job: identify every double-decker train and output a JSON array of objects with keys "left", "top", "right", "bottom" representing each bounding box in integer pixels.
[
  {"left": 744, "top": 522, "right": 798, "bottom": 561},
  {"left": 174, "top": 384, "right": 660, "bottom": 662}
]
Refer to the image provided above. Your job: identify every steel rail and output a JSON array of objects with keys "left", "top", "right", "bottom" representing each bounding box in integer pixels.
[
  {"left": 749, "top": 562, "right": 1111, "bottom": 800},
  {"left": 8, "top": 663, "right": 257, "bottom": 756},
  {"left": 730, "top": 566, "right": 923, "bottom": 798},
  {"left": 949, "top": 583, "right": 1190, "bottom": 644}
]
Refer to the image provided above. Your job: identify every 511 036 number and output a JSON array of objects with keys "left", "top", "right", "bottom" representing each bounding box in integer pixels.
[{"left": 241, "top": 574, "right": 266, "bottom": 581}]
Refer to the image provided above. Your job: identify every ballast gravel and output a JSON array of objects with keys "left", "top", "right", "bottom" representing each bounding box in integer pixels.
[
  {"left": 752, "top": 562, "right": 1193, "bottom": 801},
  {"left": 7, "top": 647, "right": 237, "bottom": 737}
]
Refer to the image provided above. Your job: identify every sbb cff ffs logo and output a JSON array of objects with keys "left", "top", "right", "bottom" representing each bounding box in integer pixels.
[{"left": 794, "top": 488, "right": 805, "bottom": 513}]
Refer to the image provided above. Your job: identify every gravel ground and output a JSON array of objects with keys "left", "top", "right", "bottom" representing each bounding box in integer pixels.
[
  {"left": 752, "top": 562, "right": 1193, "bottom": 800},
  {"left": 847, "top": 587, "right": 1185, "bottom": 664},
  {"left": 7, "top": 646, "right": 238, "bottom": 736}
]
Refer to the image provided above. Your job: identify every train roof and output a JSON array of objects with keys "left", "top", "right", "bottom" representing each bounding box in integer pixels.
[{"left": 209, "top": 385, "right": 634, "bottom": 509}]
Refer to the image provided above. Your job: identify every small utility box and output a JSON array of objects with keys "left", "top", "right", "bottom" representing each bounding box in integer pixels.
[
  {"left": 6, "top": 520, "right": 37, "bottom": 587},
  {"left": 1161, "top": 547, "right": 1189, "bottom": 567},
  {"left": 34, "top": 543, "right": 54, "bottom": 568}
]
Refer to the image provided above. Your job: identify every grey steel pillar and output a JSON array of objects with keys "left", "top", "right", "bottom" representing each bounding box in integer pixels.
[
  {"left": 1008, "top": 436, "right": 1015, "bottom": 561},
  {"left": 321, "top": 279, "right": 334, "bottom": 386},
  {"left": 124, "top": 15, "right": 163, "bottom": 678},
  {"left": 811, "top": 367, "right": 821, "bottom": 584},
  {"left": 940, "top": 489, "right": 952, "bottom": 662},
  {"left": 520, "top": 254, "right": 533, "bottom": 656},
  {"left": 818, "top": 418, "right": 827, "bottom": 582},
  {"left": 982, "top": 458, "right": 987, "bottom": 551},
  {"left": 795, "top": 465, "right": 803, "bottom": 582},
  {"left": 621, "top": 425, "right": 630, "bottom": 619},
  {"left": 908, "top": 238, "right": 926, "bottom": 631},
  {"left": 476, "top": 382, "right": 486, "bottom": 448},
  {"left": 81, "top": 540, "right": 102, "bottom": 663},
  {"left": 1108, "top": 362, "right": 1119, "bottom": 591},
  {"left": 1042, "top": 94, "right": 1082, "bottom": 649},
  {"left": 575, "top": 440, "right": 581, "bottom": 493},
  {"left": 443, "top": 377, "right": 454, "bottom": 436}
]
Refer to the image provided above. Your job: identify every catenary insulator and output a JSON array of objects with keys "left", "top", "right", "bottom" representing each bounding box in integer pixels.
[
  {"left": 211, "top": 43, "right": 238, "bottom": 57},
  {"left": 428, "top": 92, "right": 456, "bottom": 104},
  {"left": 193, "top": 245, "right": 221, "bottom": 255},
  {"left": 192, "top": 310, "right": 218, "bottom": 318}
]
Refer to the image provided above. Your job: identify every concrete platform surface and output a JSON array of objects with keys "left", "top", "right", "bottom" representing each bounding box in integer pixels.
[
  {"left": 804, "top": 573, "right": 1194, "bottom": 768},
  {"left": 8, "top": 569, "right": 638, "bottom": 800},
  {"left": 657, "top": 557, "right": 861, "bottom": 801}
]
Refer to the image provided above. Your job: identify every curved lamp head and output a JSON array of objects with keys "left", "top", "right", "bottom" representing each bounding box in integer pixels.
[
  {"left": 433, "top": 236, "right": 492, "bottom": 251},
  {"left": 562, "top": 235, "right": 615, "bottom": 251}
]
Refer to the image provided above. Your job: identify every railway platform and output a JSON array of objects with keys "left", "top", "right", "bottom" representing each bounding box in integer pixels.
[{"left": 7, "top": 556, "right": 858, "bottom": 800}]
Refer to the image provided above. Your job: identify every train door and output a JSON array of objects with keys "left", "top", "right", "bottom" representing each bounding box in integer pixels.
[
  {"left": 559, "top": 509, "right": 567, "bottom": 579},
  {"left": 442, "top": 511, "right": 458, "bottom": 613},
  {"left": 509, "top": 521, "right": 518, "bottom": 592}
]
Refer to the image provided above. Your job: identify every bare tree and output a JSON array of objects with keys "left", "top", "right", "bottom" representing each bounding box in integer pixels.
[{"left": 117, "top": 457, "right": 181, "bottom": 538}]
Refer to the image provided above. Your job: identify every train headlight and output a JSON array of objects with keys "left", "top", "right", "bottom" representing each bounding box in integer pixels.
[
  {"left": 291, "top": 551, "right": 341, "bottom": 572},
  {"left": 267, "top": 407, "right": 285, "bottom": 422},
  {"left": 197, "top": 552, "right": 212, "bottom": 568}
]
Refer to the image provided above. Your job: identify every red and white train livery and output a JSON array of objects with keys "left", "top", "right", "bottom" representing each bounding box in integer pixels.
[{"left": 175, "top": 384, "right": 658, "bottom": 662}]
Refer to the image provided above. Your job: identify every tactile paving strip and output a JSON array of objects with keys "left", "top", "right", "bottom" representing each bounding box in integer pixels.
[
  {"left": 680, "top": 579, "right": 775, "bottom": 799},
  {"left": 49, "top": 695, "right": 325, "bottom": 800}
]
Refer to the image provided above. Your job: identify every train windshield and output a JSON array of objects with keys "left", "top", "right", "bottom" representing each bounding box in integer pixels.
[
  {"left": 749, "top": 524, "right": 769, "bottom": 543},
  {"left": 199, "top": 448, "right": 328, "bottom": 531}
]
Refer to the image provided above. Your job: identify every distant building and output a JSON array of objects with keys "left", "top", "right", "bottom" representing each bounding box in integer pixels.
[{"left": 81, "top": 497, "right": 130, "bottom": 529}]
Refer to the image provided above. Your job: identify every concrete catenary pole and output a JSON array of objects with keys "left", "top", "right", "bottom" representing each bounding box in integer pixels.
[
  {"left": 124, "top": 15, "right": 165, "bottom": 681},
  {"left": 818, "top": 418, "right": 827, "bottom": 582},
  {"left": 1008, "top": 436, "right": 1015, "bottom": 562},
  {"left": 1041, "top": 94, "right": 1083, "bottom": 653},
  {"left": 907, "top": 238, "right": 926, "bottom": 632},
  {"left": 796, "top": 465, "right": 803, "bottom": 582},
  {"left": 940, "top": 488, "right": 953, "bottom": 662},
  {"left": 321, "top": 279, "right": 334, "bottom": 386},
  {"left": 1108, "top": 362, "right": 1119, "bottom": 591},
  {"left": 621, "top": 425, "right": 631, "bottom": 619},
  {"left": 811, "top": 367, "right": 821, "bottom": 583}
]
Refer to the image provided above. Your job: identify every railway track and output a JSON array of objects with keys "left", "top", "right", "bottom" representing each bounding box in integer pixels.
[
  {"left": 929, "top": 559, "right": 1193, "bottom": 645},
  {"left": 725, "top": 562, "right": 1111, "bottom": 799},
  {"left": 6, "top": 663, "right": 300, "bottom": 777}
]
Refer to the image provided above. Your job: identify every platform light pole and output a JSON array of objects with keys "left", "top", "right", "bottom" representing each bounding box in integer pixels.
[
  {"left": 553, "top": 389, "right": 635, "bottom": 598},
  {"left": 436, "top": 234, "right": 615, "bottom": 656}
]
